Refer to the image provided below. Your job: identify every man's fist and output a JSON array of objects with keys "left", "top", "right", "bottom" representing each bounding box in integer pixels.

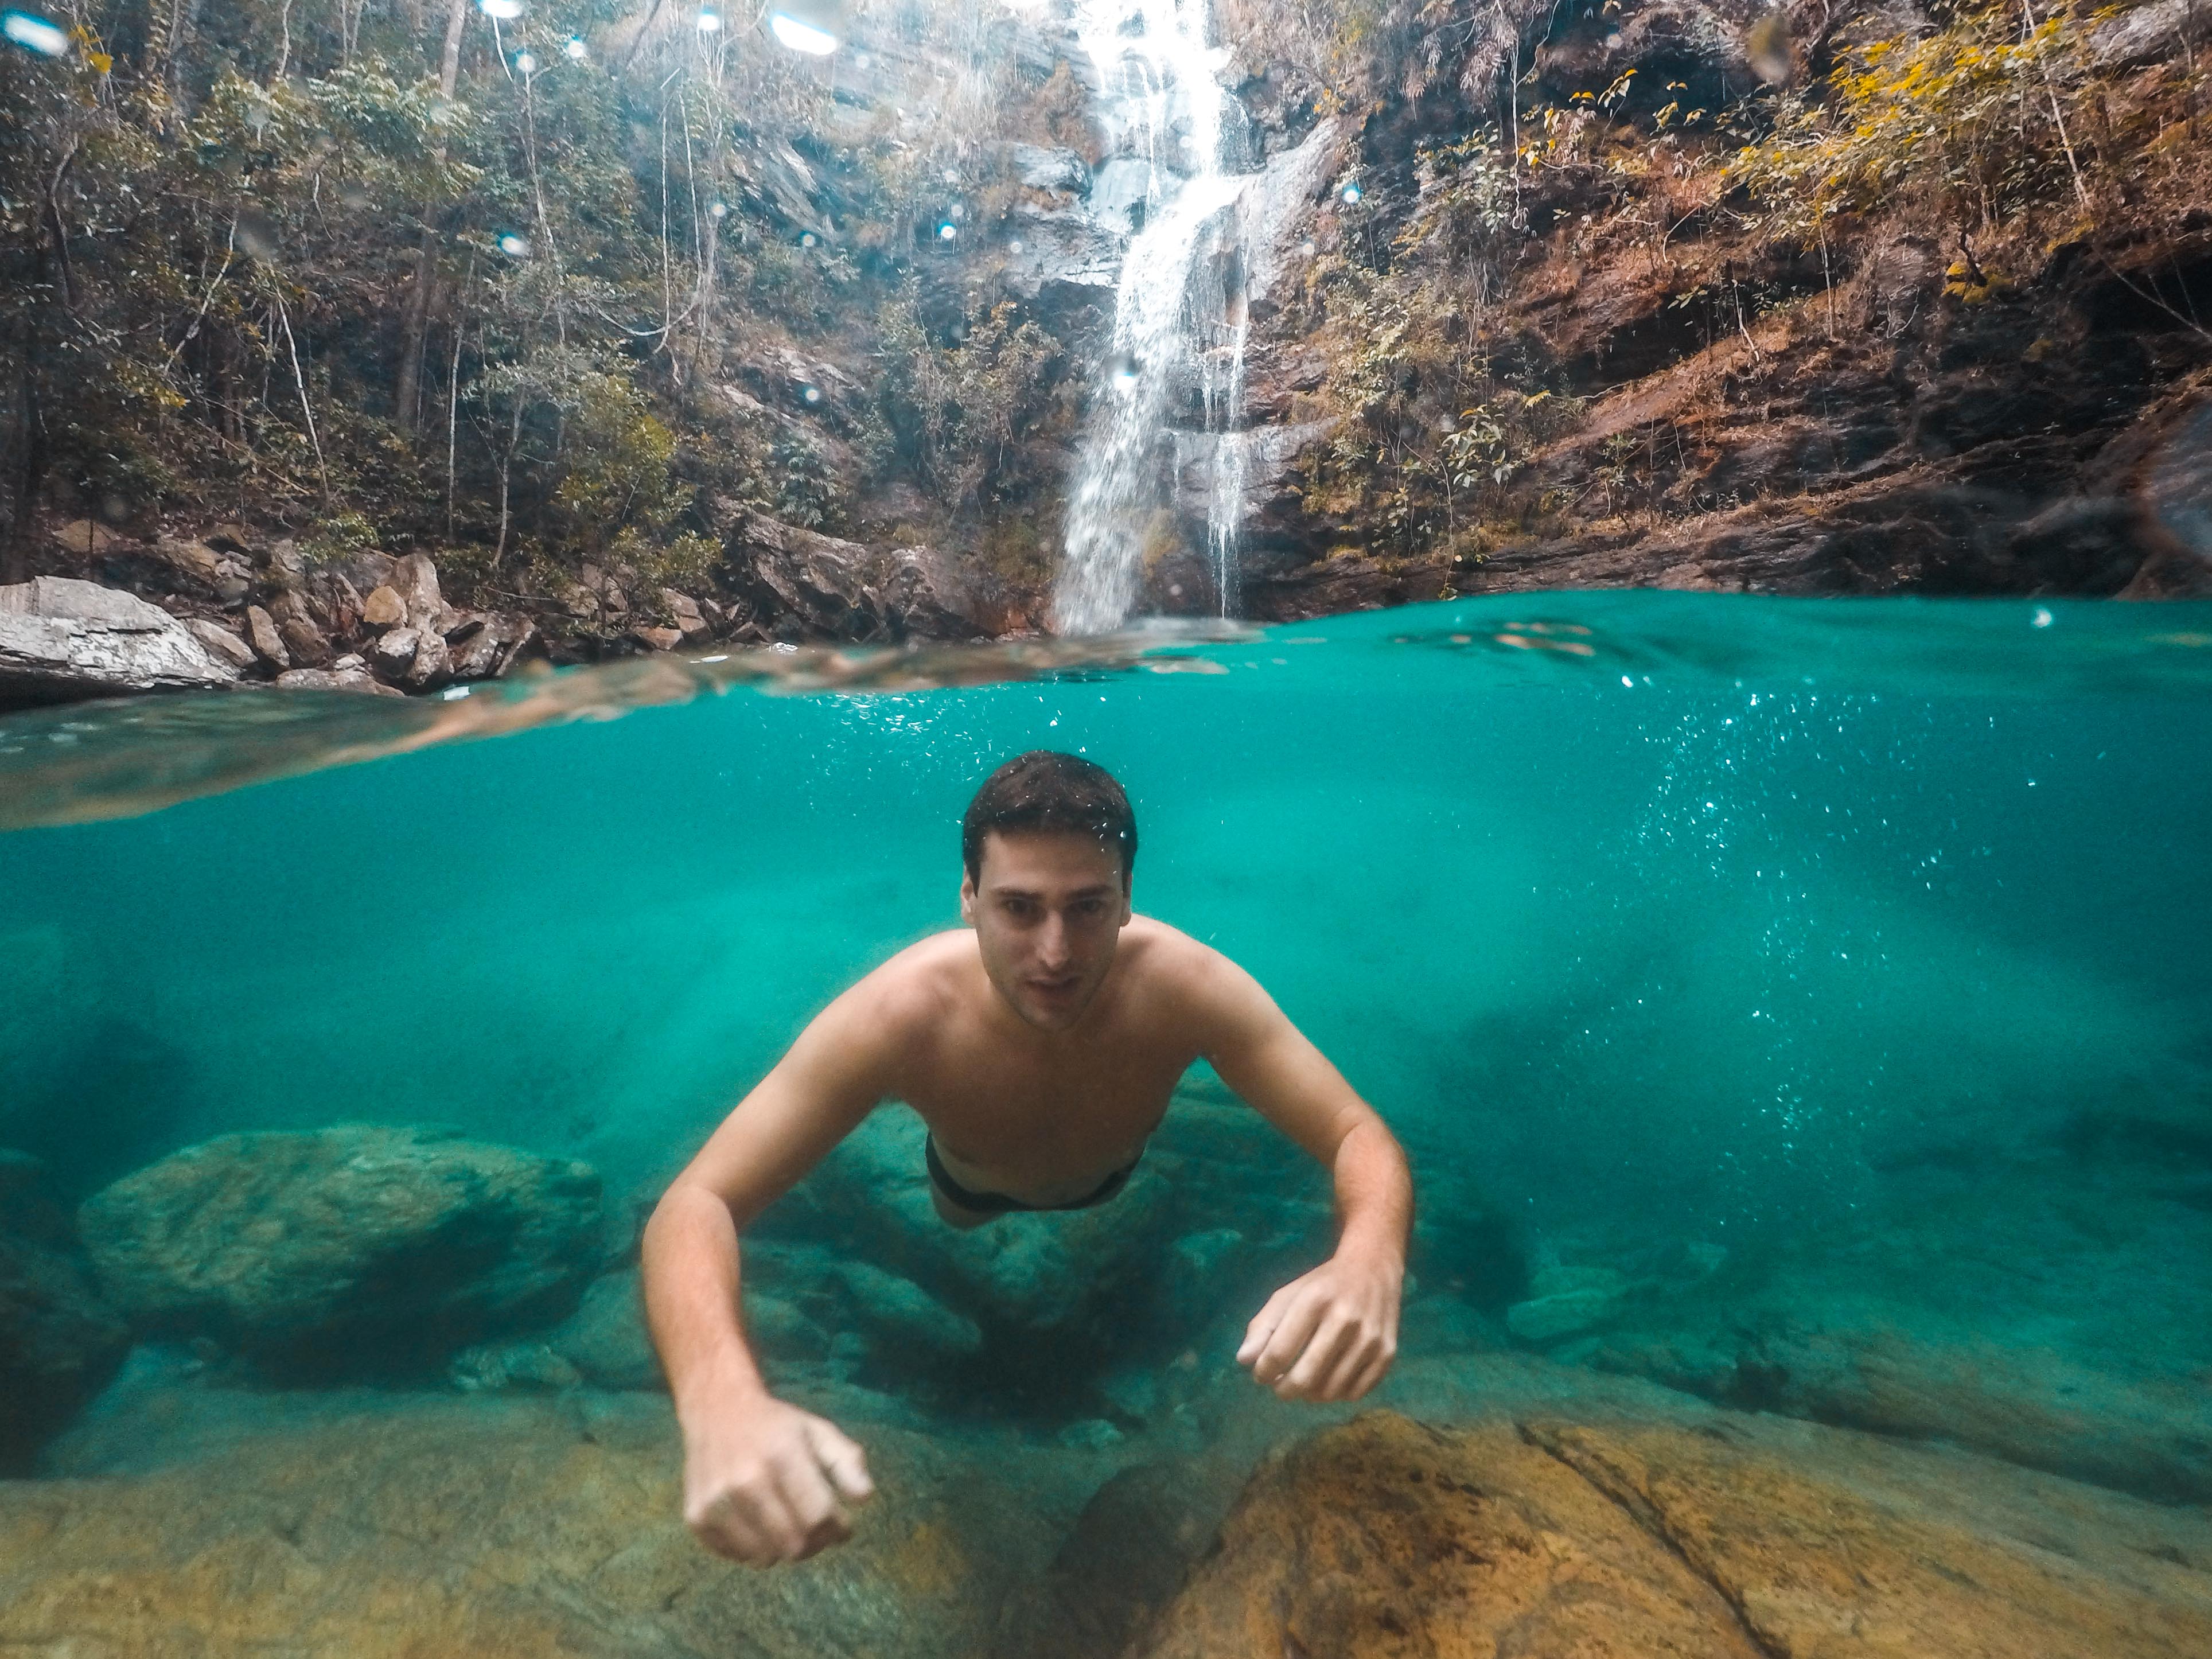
[
  {"left": 1237, "top": 1250, "right": 1403, "bottom": 1403},
  {"left": 681, "top": 1394, "right": 875, "bottom": 1565}
]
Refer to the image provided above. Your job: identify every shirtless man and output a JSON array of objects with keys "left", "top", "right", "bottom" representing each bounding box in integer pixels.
[{"left": 642, "top": 751, "right": 1413, "bottom": 1567}]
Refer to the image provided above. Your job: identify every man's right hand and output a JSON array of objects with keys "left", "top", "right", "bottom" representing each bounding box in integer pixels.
[{"left": 680, "top": 1392, "right": 875, "bottom": 1566}]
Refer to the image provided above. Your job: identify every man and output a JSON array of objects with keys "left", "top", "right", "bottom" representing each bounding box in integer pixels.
[{"left": 642, "top": 751, "right": 1412, "bottom": 1567}]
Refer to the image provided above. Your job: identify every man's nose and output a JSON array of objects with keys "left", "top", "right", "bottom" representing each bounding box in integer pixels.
[{"left": 1037, "top": 912, "right": 1072, "bottom": 965}]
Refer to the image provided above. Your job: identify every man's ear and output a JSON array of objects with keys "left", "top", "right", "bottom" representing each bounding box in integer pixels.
[{"left": 959, "top": 870, "right": 978, "bottom": 925}]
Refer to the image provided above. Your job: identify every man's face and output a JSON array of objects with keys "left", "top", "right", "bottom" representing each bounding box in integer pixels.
[{"left": 960, "top": 830, "right": 1132, "bottom": 1031}]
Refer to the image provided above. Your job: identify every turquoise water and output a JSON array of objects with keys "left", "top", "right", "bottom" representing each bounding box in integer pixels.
[{"left": 5, "top": 592, "right": 2212, "bottom": 1486}]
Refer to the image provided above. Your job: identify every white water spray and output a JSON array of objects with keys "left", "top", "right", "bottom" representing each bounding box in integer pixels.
[{"left": 1054, "top": 0, "right": 1250, "bottom": 634}]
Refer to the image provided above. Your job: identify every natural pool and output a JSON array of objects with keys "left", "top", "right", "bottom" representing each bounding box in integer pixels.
[{"left": 5, "top": 591, "right": 2212, "bottom": 1654}]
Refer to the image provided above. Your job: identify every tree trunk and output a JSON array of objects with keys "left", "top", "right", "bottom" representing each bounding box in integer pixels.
[{"left": 393, "top": 0, "right": 470, "bottom": 435}]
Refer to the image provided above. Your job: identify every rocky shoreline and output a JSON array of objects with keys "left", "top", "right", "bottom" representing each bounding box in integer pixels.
[{"left": 1, "top": 513, "right": 1012, "bottom": 711}]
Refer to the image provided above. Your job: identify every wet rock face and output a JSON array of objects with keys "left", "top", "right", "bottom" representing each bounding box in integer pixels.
[
  {"left": 721, "top": 510, "right": 1006, "bottom": 642},
  {"left": 0, "top": 577, "right": 236, "bottom": 709},
  {"left": 0, "top": 1151, "right": 130, "bottom": 1472},
  {"left": 1135, "top": 1409, "right": 2212, "bottom": 1659},
  {"left": 0, "top": 1391, "right": 1076, "bottom": 1659},
  {"left": 77, "top": 1125, "right": 607, "bottom": 1378}
]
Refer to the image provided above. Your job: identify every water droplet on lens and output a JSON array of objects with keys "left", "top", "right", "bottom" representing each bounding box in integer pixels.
[{"left": 2, "top": 8, "right": 70, "bottom": 54}]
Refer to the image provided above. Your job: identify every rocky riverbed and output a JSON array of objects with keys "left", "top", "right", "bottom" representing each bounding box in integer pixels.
[{"left": 7, "top": 1071, "right": 2212, "bottom": 1655}]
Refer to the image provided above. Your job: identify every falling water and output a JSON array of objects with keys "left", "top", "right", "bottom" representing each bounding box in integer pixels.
[{"left": 1054, "top": 0, "right": 1250, "bottom": 634}]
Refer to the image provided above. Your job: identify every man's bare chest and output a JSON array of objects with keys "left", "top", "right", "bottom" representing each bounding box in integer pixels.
[{"left": 903, "top": 1039, "right": 1194, "bottom": 1175}]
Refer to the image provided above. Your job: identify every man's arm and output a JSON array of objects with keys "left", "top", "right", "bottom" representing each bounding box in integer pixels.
[
  {"left": 1194, "top": 952, "right": 1412, "bottom": 1403},
  {"left": 641, "top": 980, "right": 898, "bottom": 1565}
]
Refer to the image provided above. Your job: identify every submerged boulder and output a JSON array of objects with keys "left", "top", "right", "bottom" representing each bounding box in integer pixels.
[
  {"left": 1135, "top": 1408, "right": 2212, "bottom": 1659},
  {"left": 764, "top": 1112, "right": 1185, "bottom": 1352},
  {"left": 77, "top": 1124, "right": 606, "bottom": 1377},
  {"left": 0, "top": 1151, "right": 130, "bottom": 1471},
  {"left": 0, "top": 577, "right": 237, "bottom": 708},
  {"left": 1506, "top": 1262, "right": 1633, "bottom": 1343},
  {"left": 546, "top": 1265, "right": 664, "bottom": 1391},
  {"left": 0, "top": 1389, "right": 1076, "bottom": 1659}
]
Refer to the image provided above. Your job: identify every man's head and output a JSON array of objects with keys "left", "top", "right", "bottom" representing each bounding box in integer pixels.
[{"left": 959, "top": 752, "right": 1137, "bottom": 1031}]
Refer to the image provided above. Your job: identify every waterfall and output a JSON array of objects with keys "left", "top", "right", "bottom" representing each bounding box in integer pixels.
[{"left": 1053, "top": 0, "right": 1249, "bottom": 636}]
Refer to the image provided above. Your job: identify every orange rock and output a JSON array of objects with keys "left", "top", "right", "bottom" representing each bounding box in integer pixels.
[
  {"left": 1136, "top": 1409, "right": 2212, "bottom": 1659},
  {"left": 360, "top": 585, "right": 407, "bottom": 628},
  {"left": 1138, "top": 1412, "right": 1766, "bottom": 1659}
]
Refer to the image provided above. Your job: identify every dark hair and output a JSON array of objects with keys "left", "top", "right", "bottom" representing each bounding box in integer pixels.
[{"left": 962, "top": 751, "right": 1137, "bottom": 886}]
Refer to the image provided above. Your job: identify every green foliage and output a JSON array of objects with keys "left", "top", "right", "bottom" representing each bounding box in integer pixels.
[
  {"left": 0, "top": 0, "right": 1081, "bottom": 592},
  {"left": 874, "top": 289, "right": 1060, "bottom": 508},
  {"left": 1294, "top": 123, "right": 1581, "bottom": 554},
  {"left": 298, "top": 510, "right": 380, "bottom": 567}
]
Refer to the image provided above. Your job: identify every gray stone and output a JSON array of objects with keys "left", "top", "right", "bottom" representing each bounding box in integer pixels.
[
  {"left": 0, "top": 1150, "right": 130, "bottom": 1472},
  {"left": 154, "top": 538, "right": 223, "bottom": 586},
  {"left": 0, "top": 577, "right": 237, "bottom": 707},
  {"left": 274, "top": 668, "right": 399, "bottom": 696},
  {"left": 547, "top": 1268, "right": 664, "bottom": 1390},
  {"left": 77, "top": 1124, "right": 607, "bottom": 1377},
  {"left": 243, "top": 604, "right": 290, "bottom": 669},
  {"left": 1007, "top": 142, "right": 1091, "bottom": 194},
  {"left": 1226, "top": 116, "right": 1343, "bottom": 319},
  {"left": 183, "top": 617, "right": 256, "bottom": 672},
  {"left": 449, "top": 622, "right": 506, "bottom": 680},
  {"left": 371, "top": 626, "right": 420, "bottom": 680},
  {"left": 403, "top": 626, "right": 452, "bottom": 690},
  {"left": 449, "top": 1338, "right": 583, "bottom": 1392},
  {"left": 1506, "top": 1265, "right": 1631, "bottom": 1343},
  {"left": 767, "top": 1112, "right": 1181, "bottom": 1344},
  {"left": 834, "top": 1260, "right": 984, "bottom": 1360},
  {"left": 726, "top": 511, "right": 996, "bottom": 642},
  {"left": 389, "top": 552, "right": 446, "bottom": 631}
]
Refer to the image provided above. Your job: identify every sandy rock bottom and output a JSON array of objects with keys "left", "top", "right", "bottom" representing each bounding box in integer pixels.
[{"left": 3, "top": 1358, "right": 2209, "bottom": 1658}]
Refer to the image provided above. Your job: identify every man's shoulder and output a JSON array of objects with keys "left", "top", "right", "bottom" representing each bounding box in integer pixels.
[
  {"left": 848, "top": 929, "right": 973, "bottom": 1030},
  {"left": 1120, "top": 916, "right": 1240, "bottom": 991}
]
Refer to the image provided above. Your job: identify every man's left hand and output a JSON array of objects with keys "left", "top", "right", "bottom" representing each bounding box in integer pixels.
[{"left": 1236, "top": 1250, "right": 1402, "bottom": 1403}]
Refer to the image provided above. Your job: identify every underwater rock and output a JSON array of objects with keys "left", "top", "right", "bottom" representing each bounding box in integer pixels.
[
  {"left": 0, "top": 1389, "right": 1077, "bottom": 1659},
  {"left": 0, "top": 1150, "right": 130, "bottom": 1472},
  {"left": 448, "top": 1338, "right": 582, "bottom": 1392},
  {"left": 546, "top": 1267, "right": 663, "bottom": 1391},
  {"left": 1506, "top": 1263, "right": 1632, "bottom": 1343},
  {"left": 77, "top": 1124, "right": 607, "bottom": 1377},
  {"left": 0, "top": 576, "right": 237, "bottom": 708},
  {"left": 1001, "top": 1455, "right": 1252, "bottom": 1659},
  {"left": 1591, "top": 1317, "right": 2212, "bottom": 1504},
  {"left": 834, "top": 1260, "right": 985, "bottom": 1360},
  {"left": 771, "top": 1113, "right": 1183, "bottom": 1349},
  {"left": 1134, "top": 1408, "right": 2212, "bottom": 1659}
]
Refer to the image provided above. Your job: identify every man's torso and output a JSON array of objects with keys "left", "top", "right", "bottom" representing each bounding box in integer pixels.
[{"left": 873, "top": 918, "right": 1208, "bottom": 1205}]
